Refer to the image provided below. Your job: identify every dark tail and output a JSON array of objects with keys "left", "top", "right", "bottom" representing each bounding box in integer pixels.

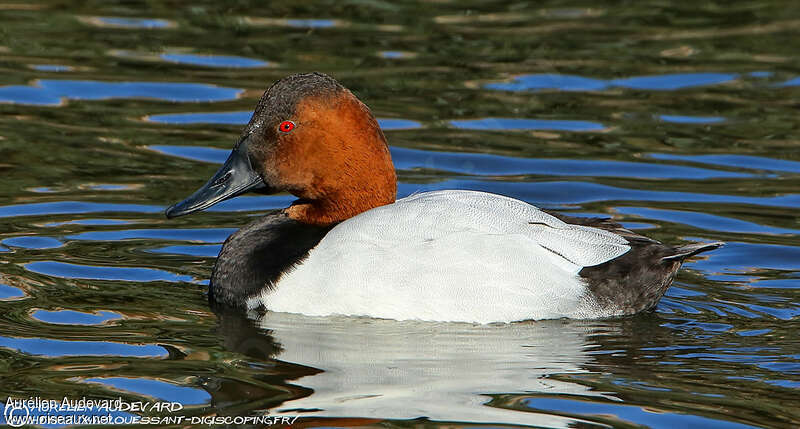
[{"left": 661, "top": 241, "right": 724, "bottom": 262}]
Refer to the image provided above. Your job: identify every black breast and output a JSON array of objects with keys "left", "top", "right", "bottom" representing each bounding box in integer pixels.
[{"left": 210, "top": 211, "right": 334, "bottom": 308}]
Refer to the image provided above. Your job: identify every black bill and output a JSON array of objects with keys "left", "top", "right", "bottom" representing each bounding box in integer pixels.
[{"left": 165, "top": 138, "right": 267, "bottom": 218}]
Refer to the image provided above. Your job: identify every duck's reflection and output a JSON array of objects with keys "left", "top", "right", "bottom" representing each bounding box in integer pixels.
[{"left": 212, "top": 306, "right": 622, "bottom": 427}]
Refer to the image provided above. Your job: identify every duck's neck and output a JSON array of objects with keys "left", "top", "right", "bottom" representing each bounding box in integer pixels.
[
  {"left": 285, "top": 180, "right": 396, "bottom": 225},
  {"left": 210, "top": 212, "right": 334, "bottom": 308}
]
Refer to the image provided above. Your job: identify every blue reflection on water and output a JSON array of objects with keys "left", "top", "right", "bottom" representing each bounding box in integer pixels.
[
  {"left": 397, "top": 179, "right": 800, "bottom": 209},
  {"left": 766, "top": 379, "right": 800, "bottom": 388},
  {"left": 0, "top": 201, "right": 161, "bottom": 218},
  {"left": 87, "top": 378, "right": 210, "bottom": 405},
  {"left": 378, "top": 118, "right": 422, "bottom": 129},
  {"left": 286, "top": 19, "right": 336, "bottom": 28},
  {"left": 161, "top": 53, "right": 268, "bottom": 68},
  {"left": 0, "top": 80, "right": 242, "bottom": 105},
  {"left": 147, "top": 111, "right": 422, "bottom": 129},
  {"left": 150, "top": 145, "right": 228, "bottom": 163},
  {"left": 610, "top": 73, "right": 737, "bottom": 90},
  {"left": 25, "top": 261, "right": 194, "bottom": 282},
  {"left": 95, "top": 17, "right": 171, "bottom": 28},
  {"left": 88, "top": 184, "right": 131, "bottom": 191},
  {"left": 737, "top": 329, "right": 772, "bottom": 337},
  {"left": 524, "top": 397, "right": 757, "bottom": 428},
  {"left": 379, "top": 51, "right": 413, "bottom": 59},
  {"left": 31, "top": 64, "right": 73, "bottom": 72},
  {"left": 616, "top": 207, "right": 800, "bottom": 235},
  {"left": 663, "top": 320, "right": 734, "bottom": 333},
  {"left": 658, "top": 115, "right": 725, "bottom": 124},
  {"left": 745, "top": 279, "right": 800, "bottom": 290},
  {"left": 450, "top": 117, "right": 605, "bottom": 131},
  {"left": 67, "top": 228, "right": 234, "bottom": 242},
  {"left": 2, "top": 236, "right": 64, "bottom": 249},
  {"left": 0, "top": 336, "right": 166, "bottom": 357},
  {"left": 29, "top": 187, "right": 56, "bottom": 193},
  {"left": 743, "top": 304, "right": 800, "bottom": 321},
  {"left": 688, "top": 241, "right": 800, "bottom": 273},
  {"left": 32, "top": 310, "right": 121, "bottom": 325},
  {"left": 44, "top": 219, "right": 132, "bottom": 227},
  {"left": 487, "top": 72, "right": 738, "bottom": 92},
  {"left": 391, "top": 146, "right": 751, "bottom": 179},
  {"left": 151, "top": 144, "right": 751, "bottom": 179},
  {"left": 486, "top": 74, "right": 607, "bottom": 91},
  {"left": 666, "top": 286, "right": 706, "bottom": 298},
  {"left": 146, "top": 244, "right": 221, "bottom": 257},
  {"left": 649, "top": 153, "right": 800, "bottom": 174},
  {"left": 0, "top": 284, "right": 25, "bottom": 300},
  {"left": 148, "top": 111, "right": 248, "bottom": 124},
  {"left": 777, "top": 77, "right": 800, "bottom": 87}
]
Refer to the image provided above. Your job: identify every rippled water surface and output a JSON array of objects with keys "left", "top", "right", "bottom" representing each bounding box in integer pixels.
[{"left": 0, "top": 1, "right": 798, "bottom": 427}]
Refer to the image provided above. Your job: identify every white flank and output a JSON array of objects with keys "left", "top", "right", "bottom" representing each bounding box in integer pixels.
[{"left": 258, "top": 190, "right": 630, "bottom": 323}]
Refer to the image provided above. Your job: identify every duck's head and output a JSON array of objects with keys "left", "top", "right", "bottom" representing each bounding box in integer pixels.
[{"left": 165, "top": 72, "right": 397, "bottom": 225}]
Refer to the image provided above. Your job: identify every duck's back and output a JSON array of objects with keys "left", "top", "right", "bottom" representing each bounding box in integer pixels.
[{"left": 258, "top": 190, "right": 640, "bottom": 323}]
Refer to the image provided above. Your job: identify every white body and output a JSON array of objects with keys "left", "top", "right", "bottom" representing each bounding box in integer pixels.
[{"left": 253, "top": 190, "right": 631, "bottom": 323}]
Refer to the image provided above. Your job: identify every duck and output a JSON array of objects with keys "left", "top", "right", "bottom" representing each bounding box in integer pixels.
[{"left": 165, "top": 72, "right": 722, "bottom": 324}]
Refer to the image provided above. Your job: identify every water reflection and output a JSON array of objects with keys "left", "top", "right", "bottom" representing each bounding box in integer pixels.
[
  {"left": 0, "top": 336, "right": 166, "bottom": 357},
  {"left": 208, "top": 309, "right": 787, "bottom": 427},
  {"left": 79, "top": 16, "right": 174, "bottom": 29},
  {"left": 29, "top": 64, "right": 73, "bottom": 72},
  {"left": 2, "top": 236, "right": 64, "bottom": 249},
  {"left": 486, "top": 73, "right": 738, "bottom": 92},
  {"left": 217, "top": 309, "right": 601, "bottom": 427},
  {"left": 378, "top": 51, "right": 417, "bottom": 59},
  {"left": 614, "top": 207, "right": 800, "bottom": 235},
  {"left": 610, "top": 73, "right": 738, "bottom": 90},
  {"left": 0, "top": 284, "right": 25, "bottom": 300},
  {"left": 0, "top": 201, "right": 161, "bottom": 218},
  {"left": 242, "top": 18, "right": 339, "bottom": 28},
  {"left": 522, "top": 397, "right": 755, "bottom": 428},
  {"left": 32, "top": 309, "right": 121, "bottom": 325},
  {"left": 396, "top": 179, "right": 800, "bottom": 208},
  {"left": 648, "top": 153, "right": 800, "bottom": 173},
  {"left": 285, "top": 19, "right": 336, "bottom": 28},
  {"left": 151, "top": 144, "right": 752, "bottom": 180},
  {"left": 85, "top": 377, "right": 211, "bottom": 405},
  {"left": 146, "top": 244, "right": 221, "bottom": 257},
  {"left": 391, "top": 147, "right": 751, "bottom": 179},
  {"left": 43, "top": 219, "right": 133, "bottom": 227},
  {"left": 24, "top": 261, "right": 195, "bottom": 283},
  {"left": 657, "top": 115, "right": 726, "bottom": 124},
  {"left": 485, "top": 74, "right": 607, "bottom": 92},
  {"left": 66, "top": 228, "right": 235, "bottom": 242},
  {"left": 146, "top": 112, "right": 421, "bottom": 129},
  {"left": 777, "top": 77, "right": 800, "bottom": 86},
  {"left": 0, "top": 80, "right": 241, "bottom": 105},
  {"left": 450, "top": 117, "right": 605, "bottom": 131},
  {"left": 160, "top": 53, "right": 269, "bottom": 68}
]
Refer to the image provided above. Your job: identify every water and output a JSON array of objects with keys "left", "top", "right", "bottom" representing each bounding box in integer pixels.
[{"left": 0, "top": 1, "right": 798, "bottom": 427}]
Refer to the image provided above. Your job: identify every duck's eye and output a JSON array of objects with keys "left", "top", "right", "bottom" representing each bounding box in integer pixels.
[{"left": 278, "top": 120, "right": 295, "bottom": 133}]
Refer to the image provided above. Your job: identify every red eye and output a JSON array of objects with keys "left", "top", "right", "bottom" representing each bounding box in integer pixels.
[{"left": 278, "top": 120, "right": 295, "bottom": 133}]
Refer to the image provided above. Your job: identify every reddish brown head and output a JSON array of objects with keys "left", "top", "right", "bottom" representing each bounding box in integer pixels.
[{"left": 165, "top": 72, "right": 397, "bottom": 225}]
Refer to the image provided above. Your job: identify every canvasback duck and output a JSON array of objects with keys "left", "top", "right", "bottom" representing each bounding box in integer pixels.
[{"left": 165, "top": 72, "right": 722, "bottom": 323}]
